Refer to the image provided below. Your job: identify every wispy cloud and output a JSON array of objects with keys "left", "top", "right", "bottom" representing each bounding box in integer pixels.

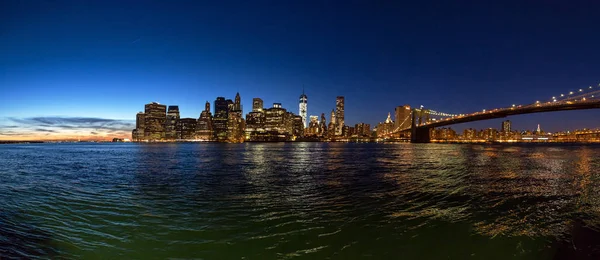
[
  {"left": 0, "top": 117, "right": 135, "bottom": 140},
  {"left": 34, "top": 128, "right": 58, "bottom": 133}
]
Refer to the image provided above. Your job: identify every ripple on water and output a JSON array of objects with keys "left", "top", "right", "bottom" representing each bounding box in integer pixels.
[{"left": 1, "top": 143, "right": 600, "bottom": 259}]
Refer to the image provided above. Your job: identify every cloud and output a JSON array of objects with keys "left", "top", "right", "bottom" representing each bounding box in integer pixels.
[{"left": 34, "top": 128, "right": 58, "bottom": 133}]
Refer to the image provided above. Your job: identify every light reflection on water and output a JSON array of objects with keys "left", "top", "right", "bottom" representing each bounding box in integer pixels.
[{"left": 1, "top": 143, "right": 600, "bottom": 259}]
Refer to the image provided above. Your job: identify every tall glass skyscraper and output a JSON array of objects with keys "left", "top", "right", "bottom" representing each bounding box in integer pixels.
[
  {"left": 335, "top": 96, "right": 344, "bottom": 135},
  {"left": 165, "top": 105, "right": 180, "bottom": 140},
  {"left": 144, "top": 102, "right": 167, "bottom": 141},
  {"left": 299, "top": 91, "right": 307, "bottom": 128}
]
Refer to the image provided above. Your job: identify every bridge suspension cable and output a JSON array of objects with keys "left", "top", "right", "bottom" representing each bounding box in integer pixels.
[{"left": 549, "top": 83, "right": 600, "bottom": 103}]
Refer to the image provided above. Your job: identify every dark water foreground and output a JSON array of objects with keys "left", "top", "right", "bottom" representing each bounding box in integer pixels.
[{"left": 1, "top": 143, "right": 600, "bottom": 259}]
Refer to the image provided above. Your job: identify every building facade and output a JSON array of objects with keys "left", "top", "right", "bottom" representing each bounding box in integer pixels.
[
  {"left": 196, "top": 101, "right": 214, "bottom": 141},
  {"left": 299, "top": 91, "right": 307, "bottom": 128},
  {"left": 213, "top": 97, "right": 230, "bottom": 142},
  {"left": 335, "top": 96, "right": 345, "bottom": 135},
  {"left": 178, "top": 118, "right": 197, "bottom": 140},
  {"left": 144, "top": 102, "right": 167, "bottom": 141},
  {"left": 132, "top": 112, "right": 146, "bottom": 141},
  {"left": 252, "top": 98, "right": 263, "bottom": 112},
  {"left": 395, "top": 105, "right": 411, "bottom": 130},
  {"left": 165, "top": 105, "right": 180, "bottom": 140}
]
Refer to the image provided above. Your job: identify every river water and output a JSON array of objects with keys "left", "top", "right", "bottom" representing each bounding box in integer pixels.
[{"left": 1, "top": 143, "right": 599, "bottom": 259}]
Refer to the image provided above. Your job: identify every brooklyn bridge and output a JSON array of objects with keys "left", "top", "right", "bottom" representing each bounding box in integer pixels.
[{"left": 385, "top": 84, "right": 600, "bottom": 143}]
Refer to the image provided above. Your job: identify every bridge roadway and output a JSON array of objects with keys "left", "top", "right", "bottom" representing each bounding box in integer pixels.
[{"left": 407, "top": 100, "right": 600, "bottom": 143}]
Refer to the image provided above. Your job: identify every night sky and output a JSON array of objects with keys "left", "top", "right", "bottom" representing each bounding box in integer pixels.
[{"left": 2, "top": 1, "right": 600, "bottom": 140}]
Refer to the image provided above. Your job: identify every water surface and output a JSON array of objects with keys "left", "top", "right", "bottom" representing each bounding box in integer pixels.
[{"left": 1, "top": 143, "right": 600, "bottom": 259}]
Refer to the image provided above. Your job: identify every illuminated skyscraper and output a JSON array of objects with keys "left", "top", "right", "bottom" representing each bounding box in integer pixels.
[
  {"left": 234, "top": 92, "right": 242, "bottom": 113},
  {"left": 213, "top": 97, "right": 230, "bottom": 141},
  {"left": 245, "top": 106, "right": 266, "bottom": 141},
  {"left": 196, "top": 101, "right": 214, "bottom": 141},
  {"left": 394, "top": 105, "right": 411, "bottom": 130},
  {"left": 319, "top": 113, "right": 327, "bottom": 137},
  {"left": 227, "top": 93, "right": 245, "bottom": 143},
  {"left": 335, "top": 96, "right": 344, "bottom": 135},
  {"left": 307, "top": 115, "right": 319, "bottom": 136},
  {"left": 502, "top": 120, "right": 511, "bottom": 133},
  {"left": 328, "top": 109, "right": 336, "bottom": 138},
  {"left": 165, "top": 105, "right": 180, "bottom": 140},
  {"left": 292, "top": 114, "right": 304, "bottom": 139},
  {"left": 299, "top": 90, "right": 307, "bottom": 128},
  {"left": 178, "top": 118, "right": 197, "bottom": 140},
  {"left": 144, "top": 102, "right": 167, "bottom": 141},
  {"left": 132, "top": 112, "right": 146, "bottom": 141},
  {"left": 252, "top": 98, "right": 263, "bottom": 112}
]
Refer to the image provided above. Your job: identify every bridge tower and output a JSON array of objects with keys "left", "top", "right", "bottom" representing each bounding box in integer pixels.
[{"left": 410, "top": 108, "right": 432, "bottom": 143}]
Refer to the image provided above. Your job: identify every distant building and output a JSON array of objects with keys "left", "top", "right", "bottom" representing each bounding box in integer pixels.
[
  {"left": 213, "top": 97, "right": 230, "bottom": 142},
  {"left": 196, "top": 101, "right": 214, "bottom": 141},
  {"left": 343, "top": 125, "right": 350, "bottom": 137},
  {"left": 292, "top": 114, "right": 304, "bottom": 139},
  {"left": 354, "top": 123, "right": 371, "bottom": 137},
  {"left": 299, "top": 91, "right": 307, "bottom": 128},
  {"left": 502, "top": 120, "right": 511, "bottom": 133},
  {"left": 335, "top": 96, "right": 345, "bottom": 135},
  {"left": 144, "top": 102, "right": 167, "bottom": 141},
  {"left": 319, "top": 113, "right": 327, "bottom": 137},
  {"left": 328, "top": 109, "right": 336, "bottom": 138},
  {"left": 481, "top": 128, "right": 498, "bottom": 140},
  {"left": 306, "top": 115, "right": 320, "bottom": 136},
  {"left": 395, "top": 105, "right": 411, "bottom": 130},
  {"left": 245, "top": 109, "right": 266, "bottom": 141},
  {"left": 132, "top": 112, "right": 146, "bottom": 141},
  {"left": 233, "top": 92, "right": 242, "bottom": 113},
  {"left": 165, "top": 105, "right": 180, "bottom": 140},
  {"left": 252, "top": 98, "right": 264, "bottom": 112},
  {"left": 227, "top": 93, "right": 245, "bottom": 143},
  {"left": 178, "top": 118, "right": 197, "bottom": 140},
  {"left": 265, "top": 103, "right": 287, "bottom": 133},
  {"left": 376, "top": 113, "right": 394, "bottom": 138},
  {"left": 227, "top": 111, "right": 245, "bottom": 143},
  {"left": 431, "top": 128, "right": 457, "bottom": 140},
  {"left": 462, "top": 128, "right": 477, "bottom": 140}
]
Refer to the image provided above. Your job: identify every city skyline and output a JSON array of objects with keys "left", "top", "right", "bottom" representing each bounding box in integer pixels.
[{"left": 2, "top": 1, "right": 600, "bottom": 140}]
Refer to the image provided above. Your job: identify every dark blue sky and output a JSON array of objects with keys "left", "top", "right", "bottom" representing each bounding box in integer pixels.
[{"left": 1, "top": 0, "right": 600, "bottom": 139}]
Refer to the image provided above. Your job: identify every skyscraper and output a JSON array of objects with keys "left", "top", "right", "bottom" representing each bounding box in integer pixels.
[
  {"left": 144, "top": 102, "right": 167, "bottom": 141},
  {"left": 319, "top": 113, "right": 327, "bottom": 137},
  {"left": 245, "top": 103, "right": 266, "bottom": 141},
  {"left": 335, "top": 96, "right": 344, "bottom": 135},
  {"left": 394, "top": 105, "right": 411, "bottom": 130},
  {"left": 328, "top": 109, "right": 336, "bottom": 138},
  {"left": 228, "top": 93, "right": 245, "bottom": 143},
  {"left": 299, "top": 90, "right": 307, "bottom": 128},
  {"left": 502, "top": 120, "right": 511, "bottom": 133},
  {"left": 132, "top": 112, "right": 146, "bottom": 141},
  {"left": 265, "top": 103, "right": 286, "bottom": 133},
  {"left": 252, "top": 98, "right": 264, "bottom": 112},
  {"left": 213, "top": 97, "right": 229, "bottom": 141},
  {"left": 234, "top": 92, "right": 242, "bottom": 113},
  {"left": 307, "top": 115, "right": 320, "bottom": 136},
  {"left": 196, "top": 101, "right": 214, "bottom": 141},
  {"left": 165, "top": 105, "right": 180, "bottom": 140},
  {"left": 178, "top": 118, "right": 197, "bottom": 140}
]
